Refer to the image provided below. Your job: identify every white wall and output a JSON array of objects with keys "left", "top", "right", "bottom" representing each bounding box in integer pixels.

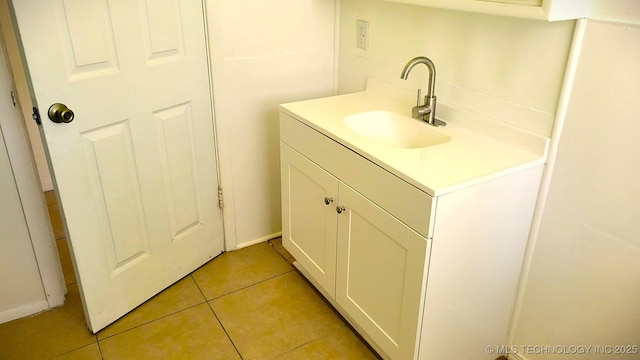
[
  {"left": 338, "top": 0, "right": 574, "bottom": 137},
  {"left": 206, "top": 0, "right": 337, "bottom": 247},
  {"left": 0, "top": 126, "right": 48, "bottom": 324},
  {"left": 0, "top": 0, "right": 53, "bottom": 191},
  {"left": 511, "top": 14, "right": 640, "bottom": 360},
  {"left": 0, "top": 37, "right": 49, "bottom": 323},
  {"left": 590, "top": 0, "right": 640, "bottom": 25}
]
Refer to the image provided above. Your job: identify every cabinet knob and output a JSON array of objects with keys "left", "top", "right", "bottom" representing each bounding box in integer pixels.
[
  {"left": 336, "top": 206, "right": 346, "bottom": 214},
  {"left": 324, "top": 197, "right": 333, "bottom": 205}
]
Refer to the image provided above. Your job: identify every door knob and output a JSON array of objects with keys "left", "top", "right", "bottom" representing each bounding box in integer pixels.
[
  {"left": 48, "top": 103, "right": 75, "bottom": 123},
  {"left": 336, "top": 206, "right": 346, "bottom": 214},
  {"left": 324, "top": 197, "right": 333, "bottom": 205}
]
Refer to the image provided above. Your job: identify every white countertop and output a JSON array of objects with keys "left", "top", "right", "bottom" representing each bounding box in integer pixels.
[{"left": 280, "top": 78, "right": 549, "bottom": 196}]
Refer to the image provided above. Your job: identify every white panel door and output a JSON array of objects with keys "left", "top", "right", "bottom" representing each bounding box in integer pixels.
[
  {"left": 11, "top": 0, "right": 223, "bottom": 332},
  {"left": 336, "top": 183, "right": 430, "bottom": 360}
]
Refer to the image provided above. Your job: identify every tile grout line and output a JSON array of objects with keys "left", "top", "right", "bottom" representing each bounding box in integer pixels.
[
  {"left": 66, "top": 243, "right": 299, "bottom": 358},
  {"left": 191, "top": 273, "right": 244, "bottom": 359},
  {"left": 96, "top": 257, "right": 294, "bottom": 342},
  {"left": 190, "top": 266, "right": 300, "bottom": 360},
  {"left": 205, "top": 301, "right": 244, "bottom": 360},
  {"left": 96, "top": 334, "right": 105, "bottom": 360},
  {"left": 272, "top": 325, "right": 350, "bottom": 359},
  {"left": 204, "top": 268, "right": 296, "bottom": 301},
  {"left": 201, "top": 268, "right": 340, "bottom": 360},
  {"left": 189, "top": 273, "right": 207, "bottom": 299},
  {"left": 96, "top": 273, "right": 211, "bottom": 341},
  {"left": 95, "top": 300, "right": 208, "bottom": 342},
  {"left": 46, "top": 341, "right": 100, "bottom": 360}
]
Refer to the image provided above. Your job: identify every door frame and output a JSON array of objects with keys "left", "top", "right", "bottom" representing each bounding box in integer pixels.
[{"left": 203, "top": 0, "right": 238, "bottom": 250}]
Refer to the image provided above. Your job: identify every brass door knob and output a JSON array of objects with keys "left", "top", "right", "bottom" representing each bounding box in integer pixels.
[{"left": 48, "top": 103, "right": 75, "bottom": 123}]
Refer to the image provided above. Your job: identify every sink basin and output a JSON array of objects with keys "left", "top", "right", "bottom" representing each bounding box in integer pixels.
[{"left": 343, "top": 111, "right": 451, "bottom": 148}]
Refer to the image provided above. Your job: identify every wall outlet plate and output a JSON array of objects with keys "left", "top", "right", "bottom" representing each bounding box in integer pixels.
[{"left": 356, "top": 20, "right": 369, "bottom": 50}]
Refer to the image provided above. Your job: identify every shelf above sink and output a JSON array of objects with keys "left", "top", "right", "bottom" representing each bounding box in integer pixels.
[{"left": 381, "top": 0, "right": 593, "bottom": 21}]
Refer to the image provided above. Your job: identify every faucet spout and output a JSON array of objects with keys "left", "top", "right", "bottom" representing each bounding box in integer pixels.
[
  {"left": 400, "top": 56, "right": 436, "bottom": 98},
  {"left": 400, "top": 56, "right": 446, "bottom": 127}
]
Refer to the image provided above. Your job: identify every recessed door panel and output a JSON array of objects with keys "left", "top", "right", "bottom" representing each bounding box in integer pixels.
[
  {"left": 138, "top": 0, "right": 185, "bottom": 64},
  {"left": 81, "top": 120, "right": 150, "bottom": 271},
  {"left": 57, "top": 0, "right": 120, "bottom": 80},
  {"left": 343, "top": 209, "right": 407, "bottom": 342},
  {"left": 154, "top": 103, "right": 201, "bottom": 240},
  {"left": 281, "top": 144, "right": 338, "bottom": 297},
  {"left": 337, "top": 183, "right": 430, "bottom": 360}
]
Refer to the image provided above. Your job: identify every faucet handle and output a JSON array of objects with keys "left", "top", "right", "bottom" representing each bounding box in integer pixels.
[{"left": 412, "top": 88, "right": 431, "bottom": 119}]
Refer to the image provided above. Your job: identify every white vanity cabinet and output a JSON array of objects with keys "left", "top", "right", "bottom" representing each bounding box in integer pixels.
[
  {"left": 281, "top": 119, "right": 432, "bottom": 359},
  {"left": 382, "top": 0, "right": 592, "bottom": 21},
  {"left": 280, "top": 105, "right": 544, "bottom": 359}
]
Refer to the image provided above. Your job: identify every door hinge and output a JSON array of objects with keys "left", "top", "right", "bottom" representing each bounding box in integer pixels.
[
  {"left": 217, "top": 185, "right": 224, "bottom": 209},
  {"left": 10, "top": 91, "right": 16, "bottom": 107},
  {"left": 32, "top": 107, "right": 42, "bottom": 125}
]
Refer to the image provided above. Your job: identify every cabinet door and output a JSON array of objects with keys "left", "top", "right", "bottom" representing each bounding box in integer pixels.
[
  {"left": 336, "top": 183, "right": 430, "bottom": 360},
  {"left": 281, "top": 143, "right": 338, "bottom": 297}
]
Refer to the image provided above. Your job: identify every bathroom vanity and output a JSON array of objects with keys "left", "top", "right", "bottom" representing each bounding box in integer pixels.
[{"left": 279, "top": 79, "right": 548, "bottom": 359}]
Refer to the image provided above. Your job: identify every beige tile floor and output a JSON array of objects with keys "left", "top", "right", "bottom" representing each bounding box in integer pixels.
[{"left": 0, "top": 192, "right": 380, "bottom": 360}]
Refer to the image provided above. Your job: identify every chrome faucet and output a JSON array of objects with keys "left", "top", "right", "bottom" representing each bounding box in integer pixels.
[{"left": 400, "top": 56, "right": 446, "bottom": 127}]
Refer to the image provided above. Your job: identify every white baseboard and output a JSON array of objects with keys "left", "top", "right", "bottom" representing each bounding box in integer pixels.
[
  {"left": 0, "top": 300, "right": 49, "bottom": 325},
  {"left": 235, "top": 231, "right": 283, "bottom": 250}
]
